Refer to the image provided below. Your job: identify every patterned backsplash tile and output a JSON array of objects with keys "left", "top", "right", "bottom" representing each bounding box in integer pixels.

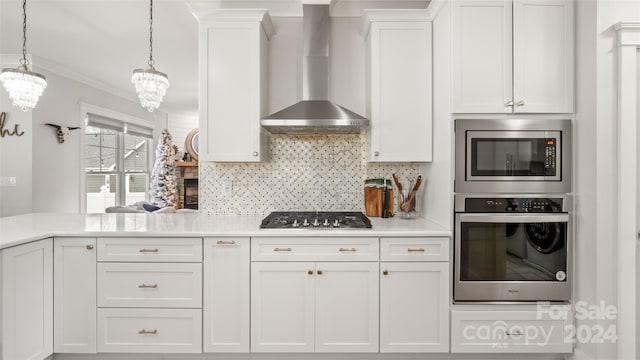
[{"left": 199, "top": 135, "right": 419, "bottom": 215}]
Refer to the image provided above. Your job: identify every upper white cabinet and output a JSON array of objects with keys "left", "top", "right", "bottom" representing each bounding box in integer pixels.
[
  {"left": 54, "top": 238, "right": 97, "bottom": 354},
  {"left": 363, "top": 10, "right": 433, "bottom": 162},
  {"left": 198, "top": 10, "right": 273, "bottom": 162},
  {"left": 452, "top": 0, "right": 574, "bottom": 113},
  {"left": 2, "top": 239, "right": 53, "bottom": 360}
]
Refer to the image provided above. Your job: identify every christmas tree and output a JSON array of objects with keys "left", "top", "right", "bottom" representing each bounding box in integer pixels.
[{"left": 149, "top": 129, "right": 179, "bottom": 208}]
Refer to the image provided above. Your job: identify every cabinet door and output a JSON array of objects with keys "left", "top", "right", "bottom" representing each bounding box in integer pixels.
[
  {"left": 315, "top": 262, "right": 379, "bottom": 352},
  {"left": 200, "top": 21, "right": 269, "bottom": 162},
  {"left": 54, "top": 238, "right": 97, "bottom": 353},
  {"left": 513, "top": 0, "right": 573, "bottom": 113},
  {"left": 2, "top": 239, "right": 53, "bottom": 360},
  {"left": 251, "top": 262, "right": 315, "bottom": 352},
  {"left": 368, "top": 21, "right": 432, "bottom": 162},
  {"left": 203, "top": 237, "right": 250, "bottom": 352},
  {"left": 380, "top": 262, "right": 449, "bottom": 353},
  {"left": 452, "top": 1, "right": 513, "bottom": 113}
]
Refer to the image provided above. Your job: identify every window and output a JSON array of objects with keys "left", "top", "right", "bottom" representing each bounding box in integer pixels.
[{"left": 84, "top": 112, "right": 153, "bottom": 213}]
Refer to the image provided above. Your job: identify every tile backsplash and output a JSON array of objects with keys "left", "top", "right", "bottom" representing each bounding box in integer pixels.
[{"left": 199, "top": 135, "right": 419, "bottom": 215}]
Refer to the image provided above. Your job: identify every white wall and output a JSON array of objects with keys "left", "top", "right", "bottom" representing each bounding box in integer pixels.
[
  {"left": 0, "top": 55, "right": 33, "bottom": 217},
  {"left": 31, "top": 66, "right": 167, "bottom": 213},
  {"left": 574, "top": 1, "right": 640, "bottom": 359},
  {"left": 168, "top": 112, "right": 198, "bottom": 156}
]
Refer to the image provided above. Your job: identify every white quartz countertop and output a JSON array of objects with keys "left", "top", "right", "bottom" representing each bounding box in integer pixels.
[{"left": 0, "top": 213, "right": 451, "bottom": 250}]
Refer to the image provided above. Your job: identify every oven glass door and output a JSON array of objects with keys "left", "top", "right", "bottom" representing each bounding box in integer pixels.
[
  {"left": 457, "top": 214, "right": 568, "bottom": 282},
  {"left": 466, "top": 131, "right": 561, "bottom": 181}
]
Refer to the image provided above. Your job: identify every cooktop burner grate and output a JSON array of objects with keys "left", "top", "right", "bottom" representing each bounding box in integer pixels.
[{"left": 260, "top": 211, "right": 372, "bottom": 229}]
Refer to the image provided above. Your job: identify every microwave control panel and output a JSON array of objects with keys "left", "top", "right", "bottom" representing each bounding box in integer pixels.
[{"left": 464, "top": 198, "right": 564, "bottom": 213}]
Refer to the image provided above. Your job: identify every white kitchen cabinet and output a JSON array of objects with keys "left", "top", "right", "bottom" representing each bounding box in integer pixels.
[
  {"left": 250, "top": 261, "right": 379, "bottom": 352},
  {"left": 380, "top": 262, "right": 449, "bottom": 352},
  {"left": 451, "top": 308, "right": 573, "bottom": 353},
  {"left": 198, "top": 10, "right": 273, "bottom": 162},
  {"left": 452, "top": 0, "right": 573, "bottom": 113},
  {"left": 203, "top": 237, "right": 250, "bottom": 352},
  {"left": 2, "top": 239, "right": 53, "bottom": 360},
  {"left": 363, "top": 10, "right": 432, "bottom": 162},
  {"left": 54, "top": 237, "right": 97, "bottom": 354}
]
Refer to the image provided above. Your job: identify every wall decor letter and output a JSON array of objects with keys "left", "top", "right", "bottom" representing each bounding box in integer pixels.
[{"left": 0, "top": 112, "right": 25, "bottom": 137}]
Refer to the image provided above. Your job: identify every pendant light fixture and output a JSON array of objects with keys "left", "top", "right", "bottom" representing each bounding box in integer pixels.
[
  {"left": 0, "top": 0, "right": 47, "bottom": 112},
  {"left": 131, "top": 0, "right": 169, "bottom": 112}
]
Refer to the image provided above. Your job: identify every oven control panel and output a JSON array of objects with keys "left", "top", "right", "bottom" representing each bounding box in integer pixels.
[{"left": 464, "top": 198, "right": 564, "bottom": 213}]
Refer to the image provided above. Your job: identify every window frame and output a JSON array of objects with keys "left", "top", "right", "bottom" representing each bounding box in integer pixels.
[{"left": 80, "top": 103, "right": 155, "bottom": 213}]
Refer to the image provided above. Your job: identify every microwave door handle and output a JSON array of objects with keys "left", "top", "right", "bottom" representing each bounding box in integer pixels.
[{"left": 457, "top": 213, "right": 569, "bottom": 223}]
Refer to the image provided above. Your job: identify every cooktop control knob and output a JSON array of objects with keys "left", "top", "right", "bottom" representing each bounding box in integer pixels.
[
  {"left": 292, "top": 219, "right": 300, "bottom": 228},
  {"left": 323, "top": 219, "right": 330, "bottom": 227},
  {"left": 303, "top": 219, "right": 310, "bottom": 227},
  {"left": 312, "top": 219, "right": 320, "bottom": 227},
  {"left": 333, "top": 219, "right": 340, "bottom": 228}
]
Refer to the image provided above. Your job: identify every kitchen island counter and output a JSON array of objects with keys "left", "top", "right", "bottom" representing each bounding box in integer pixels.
[{"left": 0, "top": 212, "right": 451, "bottom": 250}]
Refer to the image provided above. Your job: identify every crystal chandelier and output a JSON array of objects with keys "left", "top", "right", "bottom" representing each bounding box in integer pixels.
[
  {"left": 0, "top": 0, "right": 47, "bottom": 112},
  {"left": 131, "top": 0, "right": 169, "bottom": 112}
]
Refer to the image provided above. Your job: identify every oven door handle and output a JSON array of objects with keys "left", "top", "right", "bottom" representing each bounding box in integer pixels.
[{"left": 456, "top": 213, "right": 569, "bottom": 223}]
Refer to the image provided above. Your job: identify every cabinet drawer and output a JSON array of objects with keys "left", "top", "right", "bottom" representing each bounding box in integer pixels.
[
  {"left": 97, "top": 237, "right": 202, "bottom": 262},
  {"left": 451, "top": 309, "right": 573, "bottom": 353},
  {"left": 97, "top": 308, "right": 202, "bottom": 353},
  {"left": 98, "top": 263, "right": 202, "bottom": 308},
  {"left": 381, "top": 237, "right": 448, "bottom": 262},
  {"left": 251, "top": 237, "right": 379, "bottom": 261}
]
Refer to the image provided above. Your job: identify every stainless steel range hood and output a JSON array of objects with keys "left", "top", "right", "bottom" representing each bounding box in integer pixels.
[{"left": 261, "top": 4, "right": 369, "bottom": 135}]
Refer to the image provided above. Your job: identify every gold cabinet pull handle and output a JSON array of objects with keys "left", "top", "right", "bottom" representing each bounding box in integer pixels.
[
  {"left": 138, "top": 284, "right": 158, "bottom": 289},
  {"left": 274, "top": 247, "right": 291, "bottom": 252},
  {"left": 86, "top": 244, "right": 94, "bottom": 250},
  {"left": 308, "top": 270, "right": 314, "bottom": 275},
  {"left": 216, "top": 240, "right": 236, "bottom": 245},
  {"left": 408, "top": 248, "right": 425, "bottom": 252},
  {"left": 505, "top": 330, "right": 524, "bottom": 336},
  {"left": 139, "top": 248, "right": 159, "bottom": 253},
  {"left": 138, "top": 329, "right": 158, "bottom": 335},
  {"left": 339, "top": 247, "right": 357, "bottom": 252},
  {"left": 383, "top": 270, "right": 389, "bottom": 275},
  {"left": 317, "top": 270, "right": 323, "bottom": 275}
]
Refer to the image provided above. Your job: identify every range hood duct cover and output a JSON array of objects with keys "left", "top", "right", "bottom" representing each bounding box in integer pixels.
[{"left": 261, "top": 4, "right": 369, "bottom": 135}]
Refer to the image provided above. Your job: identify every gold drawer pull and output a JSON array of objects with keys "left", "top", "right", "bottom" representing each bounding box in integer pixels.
[
  {"left": 138, "top": 283, "right": 158, "bottom": 289},
  {"left": 383, "top": 270, "right": 389, "bottom": 276},
  {"left": 408, "top": 248, "right": 425, "bottom": 252},
  {"left": 339, "top": 247, "right": 357, "bottom": 252},
  {"left": 317, "top": 270, "right": 323, "bottom": 275},
  {"left": 217, "top": 240, "right": 236, "bottom": 245},
  {"left": 308, "top": 270, "right": 314, "bottom": 275},
  {"left": 86, "top": 244, "right": 94, "bottom": 250},
  {"left": 274, "top": 247, "right": 291, "bottom": 252},
  {"left": 139, "top": 248, "right": 159, "bottom": 253},
  {"left": 505, "top": 330, "right": 523, "bottom": 336},
  {"left": 138, "top": 329, "right": 158, "bottom": 335}
]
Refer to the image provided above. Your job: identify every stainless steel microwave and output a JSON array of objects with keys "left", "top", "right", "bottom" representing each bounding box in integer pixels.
[{"left": 455, "top": 119, "right": 572, "bottom": 194}]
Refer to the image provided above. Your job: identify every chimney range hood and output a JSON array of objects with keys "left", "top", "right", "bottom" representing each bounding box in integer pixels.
[{"left": 260, "top": 4, "right": 369, "bottom": 135}]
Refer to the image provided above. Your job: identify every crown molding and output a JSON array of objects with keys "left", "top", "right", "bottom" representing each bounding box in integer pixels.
[{"left": 616, "top": 22, "right": 640, "bottom": 47}]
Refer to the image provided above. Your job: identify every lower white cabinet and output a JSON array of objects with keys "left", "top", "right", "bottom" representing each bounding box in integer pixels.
[
  {"left": 97, "top": 308, "right": 202, "bottom": 353},
  {"left": 451, "top": 308, "right": 573, "bottom": 353},
  {"left": 203, "top": 237, "right": 250, "bottom": 352},
  {"left": 54, "top": 237, "right": 97, "bottom": 353},
  {"left": 380, "top": 262, "right": 449, "bottom": 352},
  {"left": 2, "top": 239, "right": 53, "bottom": 360},
  {"left": 251, "top": 261, "right": 379, "bottom": 352}
]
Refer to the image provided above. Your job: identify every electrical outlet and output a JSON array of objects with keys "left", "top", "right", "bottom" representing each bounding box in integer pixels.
[
  {"left": 221, "top": 180, "right": 233, "bottom": 197},
  {"left": 0, "top": 177, "right": 16, "bottom": 187}
]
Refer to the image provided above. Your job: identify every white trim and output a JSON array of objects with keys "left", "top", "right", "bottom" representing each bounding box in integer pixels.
[
  {"left": 360, "top": 9, "right": 430, "bottom": 38},
  {"left": 615, "top": 21, "right": 639, "bottom": 360}
]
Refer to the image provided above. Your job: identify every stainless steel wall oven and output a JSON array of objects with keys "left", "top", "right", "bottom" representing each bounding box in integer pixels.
[
  {"left": 454, "top": 195, "right": 571, "bottom": 302},
  {"left": 455, "top": 119, "right": 572, "bottom": 194}
]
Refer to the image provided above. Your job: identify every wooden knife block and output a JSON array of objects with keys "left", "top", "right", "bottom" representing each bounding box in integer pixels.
[{"left": 364, "top": 187, "right": 394, "bottom": 217}]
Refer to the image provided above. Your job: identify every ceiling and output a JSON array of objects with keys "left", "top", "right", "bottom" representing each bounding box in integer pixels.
[{"left": 0, "top": 0, "right": 429, "bottom": 115}]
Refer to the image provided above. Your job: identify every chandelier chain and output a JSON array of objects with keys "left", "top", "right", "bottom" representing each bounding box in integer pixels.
[
  {"left": 148, "top": 0, "right": 154, "bottom": 68},
  {"left": 20, "top": 0, "right": 29, "bottom": 67}
]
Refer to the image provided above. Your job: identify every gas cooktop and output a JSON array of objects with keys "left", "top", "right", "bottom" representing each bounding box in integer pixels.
[{"left": 260, "top": 211, "right": 372, "bottom": 229}]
